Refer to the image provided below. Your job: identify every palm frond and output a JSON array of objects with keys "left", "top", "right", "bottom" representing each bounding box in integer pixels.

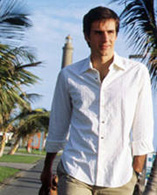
[
  {"left": 110, "top": 0, "right": 157, "bottom": 86},
  {"left": 13, "top": 109, "right": 50, "bottom": 138},
  {"left": 0, "top": 0, "right": 32, "bottom": 42},
  {"left": 0, "top": 43, "right": 41, "bottom": 116},
  {"left": 20, "top": 93, "right": 42, "bottom": 103}
]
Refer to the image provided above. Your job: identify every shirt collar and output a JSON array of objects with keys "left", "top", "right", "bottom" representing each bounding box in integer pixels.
[
  {"left": 79, "top": 52, "right": 126, "bottom": 74},
  {"left": 113, "top": 52, "right": 126, "bottom": 70}
]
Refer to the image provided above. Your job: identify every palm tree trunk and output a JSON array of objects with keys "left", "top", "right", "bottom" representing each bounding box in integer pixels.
[
  {"left": 0, "top": 132, "right": 6, "bottom": 157},
  {"left": 143, "top": 154, "right": 157, "bottom": 195},
  {"left": 8, "top": 137, "right": 20, "bottom": 155}
]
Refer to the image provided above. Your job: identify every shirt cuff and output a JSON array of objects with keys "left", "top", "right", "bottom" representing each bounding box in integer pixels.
[
  {"left": 132, "top": 139, "right": 154, "bottom": 156},
  {"left": 45, "top": 140, "right": 67, "bottom": 153}
]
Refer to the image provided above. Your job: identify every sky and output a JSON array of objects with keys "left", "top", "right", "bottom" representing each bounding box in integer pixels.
[{"left": 22, "top": 0, "right": 156, "bottom": 149}]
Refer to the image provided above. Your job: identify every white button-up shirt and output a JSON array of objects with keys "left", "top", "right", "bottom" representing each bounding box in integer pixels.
[{"left": 46, "top": 53, "right": 154, "bottom": 187}]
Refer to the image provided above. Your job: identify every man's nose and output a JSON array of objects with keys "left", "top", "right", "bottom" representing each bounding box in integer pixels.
[{"left": 101, "top": 32, "right": 109, "bottom": 42}]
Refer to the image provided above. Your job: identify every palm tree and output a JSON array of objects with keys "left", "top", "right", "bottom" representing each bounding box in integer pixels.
[
  {"left": 0, "top": 0, "right": 42, "bottom": 157},
  {"left": 0, "top": 53, "right": 40, "bottom": 157},
  {"left": 110, "top": 0, "right": 157, "bottom": 86},
  {"left": 8, "top": 108, "right": 50, "bottom": 155},
  {"left": 0, "top": 44, "right": 41, "bottom": 158}
]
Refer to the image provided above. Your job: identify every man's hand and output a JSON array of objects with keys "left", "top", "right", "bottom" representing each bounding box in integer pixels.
[
  {"left": 39, "top": 167, "right": 53, "bottom": 195},
  {"left": 133, "top": 155, "right": 146, "bottom": 173},
  {"left": 39, "top": 172, "right": 58, "bottom": 195},
  {"left": 51, "top": 175, "right": 58, "bottom": 191}
]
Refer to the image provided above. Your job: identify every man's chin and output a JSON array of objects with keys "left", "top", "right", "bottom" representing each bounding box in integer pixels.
[
  {"left": 101, "top": 48, "right": 114, "bottom": 55},
  {"left": 101, "top": 51, "right": 110, "bottom": 57}
]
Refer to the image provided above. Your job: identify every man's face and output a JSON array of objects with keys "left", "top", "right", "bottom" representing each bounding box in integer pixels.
[{"left": 85, "top": 19, "right": 117, "bottom": 58}]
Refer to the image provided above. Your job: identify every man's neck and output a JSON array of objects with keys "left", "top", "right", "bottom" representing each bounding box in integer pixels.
[
  {"left": 91, "top": 53, "right": 114, "bottom": 69},
  {"left": 90, "top": 53, "right": 114, "bottom": 82}
]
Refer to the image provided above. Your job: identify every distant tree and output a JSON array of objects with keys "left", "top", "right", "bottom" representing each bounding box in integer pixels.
[{"left": 8, "top": 108, "right": 50, "bottom": 155}]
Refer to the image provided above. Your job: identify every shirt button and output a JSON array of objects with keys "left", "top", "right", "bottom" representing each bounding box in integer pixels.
[
  {"left": 102, "top": 121, "right": 105, "bottom": 123},
  {"left": 101, "top": 137, "right": 104, "bottom": 139}
]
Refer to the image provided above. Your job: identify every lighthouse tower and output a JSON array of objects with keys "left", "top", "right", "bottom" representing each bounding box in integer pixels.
[{"left": 61, "top": 35, "right": 73, "bottom": 68}]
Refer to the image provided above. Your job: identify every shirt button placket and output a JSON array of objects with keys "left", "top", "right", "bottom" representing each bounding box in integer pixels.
[
  {"left": 96, "top": 81, "right": 107, "bottom": 184},
  {"left": 100, "top": 120, "right": 105, "bottom": 139},
  {"left": 99, "top": 84, "right": 106, "bottom": 139}
]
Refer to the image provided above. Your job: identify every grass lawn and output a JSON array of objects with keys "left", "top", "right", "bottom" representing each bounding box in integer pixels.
[
  {"left": 17, "top": 148, "right": 46, "bottom": 156},
  {"left": 0, "top": 167, "right": 19, "bottom": 183},
  {"left": 0, "top": 154, "right": 44, "bottom": 183},
  {"left": 0, "top": 154, "right": 43, "bottom": 164}
]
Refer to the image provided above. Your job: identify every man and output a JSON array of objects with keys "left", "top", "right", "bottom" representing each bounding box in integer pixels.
[{"left": 40, "top": 6, "right": 154, "bottom": 195}]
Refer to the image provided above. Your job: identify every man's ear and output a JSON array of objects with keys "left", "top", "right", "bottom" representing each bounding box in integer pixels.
[
  {"left": 84, "top": 33, "right": 90, "bottom": 42},
  {"left": 84, "top": 33, "right": 90, "bottom": 47}
]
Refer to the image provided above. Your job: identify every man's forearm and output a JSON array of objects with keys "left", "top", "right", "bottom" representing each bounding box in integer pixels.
[
  {"left": 40, "top": 152, "right": 58, "bottom": 194},
  {"left": 133, "top": 155, "right": 146, "bottom": 173},
  {"left": 43, "top": 152, "right": 57, "bottom": 171}
]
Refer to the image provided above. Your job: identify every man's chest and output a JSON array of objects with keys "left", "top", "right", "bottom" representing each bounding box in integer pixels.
[{"left": 67, "top": 69, "right": 139, "bottom": 110}]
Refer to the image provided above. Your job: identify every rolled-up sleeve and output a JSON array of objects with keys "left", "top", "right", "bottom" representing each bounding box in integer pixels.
[
  {"left": 132, "top": 66, "right": 154, "bottom": 155},
  {"left": 46, "top": 70, "right": 72, "bottom": 153}
]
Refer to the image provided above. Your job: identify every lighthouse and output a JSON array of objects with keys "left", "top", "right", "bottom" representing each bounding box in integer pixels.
[{"left": 61, "top": 35, "right": 73, "bottom": 68}]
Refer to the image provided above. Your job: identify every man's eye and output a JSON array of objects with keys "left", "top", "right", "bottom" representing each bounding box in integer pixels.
[
  {"left": 108, "top": 31, "right": 114, "bottom": 34},
  {"left": 95, "top": 31, "right": 103, "bottom": 35}
]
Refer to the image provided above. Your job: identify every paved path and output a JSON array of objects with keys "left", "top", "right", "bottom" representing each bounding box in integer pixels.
[
  {"left": 0, "top": 155, "right": 60, "bottom": 195},
  {"left": 0, "top": 162, "right": 35, "bottom": 170}
]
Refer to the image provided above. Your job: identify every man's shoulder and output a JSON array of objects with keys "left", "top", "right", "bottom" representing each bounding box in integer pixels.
[
  {"left": 117, "top": 54, "right": 148, "bottom": 73},
  {"left": 62, "top": 57, "right": 89, "bottom": 73}
]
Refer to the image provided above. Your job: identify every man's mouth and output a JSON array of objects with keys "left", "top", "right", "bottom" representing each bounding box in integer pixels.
[{"left": 100, "top": 45, "right": 110, "bottom": 49}]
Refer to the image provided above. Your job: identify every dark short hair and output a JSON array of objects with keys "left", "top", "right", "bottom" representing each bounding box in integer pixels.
[{"left": 83, "top": 6, "right": 120, "bottom": 37}]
